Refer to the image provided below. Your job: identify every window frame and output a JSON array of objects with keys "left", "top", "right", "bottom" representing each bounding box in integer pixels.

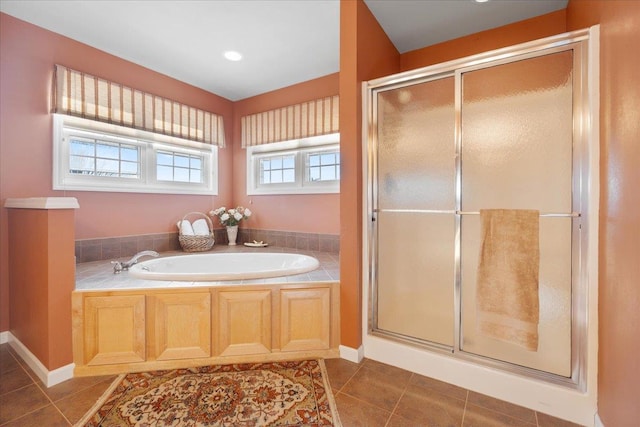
[
  {"left": 53, "top": 115, "right": 218, "bottom": 195},
  {"left": 246, "top": 133, "right": 340, "bottom": 195}
]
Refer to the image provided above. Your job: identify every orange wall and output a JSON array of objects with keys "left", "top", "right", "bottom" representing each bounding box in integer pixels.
[
  {"left": 0, "top": 13, "right": 234, "bottom": 332},
  {"left": 336, "top": 2, "right": 568, "bottom": 352},
  {"left": 566, "top": 1, "right": 640, "bottom": 425},
  {"left": 7, "top": 208, "right": 76, "bottom": 369},
  {"left": 339, "top": 0, "right": 400, "bottom": 348},
  {"left": 232, "top": 74, "right": 340, "bottom": 234},
  {"left": 401, "top": 10, "right": 566, "bottom": 71}
]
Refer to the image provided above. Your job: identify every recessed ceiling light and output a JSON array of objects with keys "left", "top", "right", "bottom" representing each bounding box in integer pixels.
[
  {"left": 224, "top": 51, "right": 243, "bottom": 61},
  {"left": 475, "top": 0, "right": 490, "bottom": 3}
]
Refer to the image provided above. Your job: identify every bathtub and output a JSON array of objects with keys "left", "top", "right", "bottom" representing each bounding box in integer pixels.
[
  {"left": 128, "top": 252, "right": 320, "bottom": 281},
  {"left": 73, "top": 249, "right": 338, "bottom": 377}
]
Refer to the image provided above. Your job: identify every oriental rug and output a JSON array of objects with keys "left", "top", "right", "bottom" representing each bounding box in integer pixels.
[{"left": 76, "top": 359, "right": 341, "bottom": 426}]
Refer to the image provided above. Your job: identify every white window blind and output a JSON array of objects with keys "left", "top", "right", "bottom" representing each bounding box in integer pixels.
[
  {"left": 53, "top": 64, "right": 225, "bottom": 147},
  {"left": 241, "top": 95, "right": 339, "bottom": 148}
]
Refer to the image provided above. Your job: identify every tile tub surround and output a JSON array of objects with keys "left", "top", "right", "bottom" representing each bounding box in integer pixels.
[
  {"left": 75, "top": 230, "right": 340, "bottom": 263},
  {"left": 75, "top": 246, "right": 340, "bottom": 290},
  {"left": 238, "top": 229, "right": 340, "bottom": 253}
]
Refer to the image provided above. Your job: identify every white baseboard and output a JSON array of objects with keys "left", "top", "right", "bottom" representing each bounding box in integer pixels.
[
  {"left": 0, "top": 331, "right": 8, "bottom": 344},
  {"left": 595, "top": 413, "right": 605, "bottom": 427},
  {"left": 7, "top": 332, "right": 74, "bottom": 387},
  {"left": 339, "top": 345, "right": 364, "bottom": 363}
]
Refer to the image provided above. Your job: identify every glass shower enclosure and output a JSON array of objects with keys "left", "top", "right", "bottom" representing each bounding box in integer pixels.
[{"left": 365, "top": 31, "right": 594, "bottom": 387}]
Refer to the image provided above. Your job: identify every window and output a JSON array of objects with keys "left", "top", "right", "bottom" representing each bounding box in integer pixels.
[
  {"left": 260, "top": 155, "right": 296, "bottom": 184},
  {"left": 68, "top": 137, "right": 140, "bottom": 179},
  {"left": 156, "top": 151, "right": 203, "bottom": 183},
  {"left": 307, "top": 151, "right": 340, "bottom": 182},
  {"left": 246, "top": 133, "right": 340, "bottom": 195},
  {"left": 53, "top": 115, "right": 218, "bottom": 195}
]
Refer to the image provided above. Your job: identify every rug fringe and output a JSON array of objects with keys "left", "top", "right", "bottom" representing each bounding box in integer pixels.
[
  {"left": 73, "top": 373, "right": 125, "bottom": 427},
  {"left": 318, "top": 359, "right": 343, "bottom": 427}
]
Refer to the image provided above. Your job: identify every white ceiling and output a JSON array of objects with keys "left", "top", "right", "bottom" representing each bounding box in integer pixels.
[{"left": 0, "top": 0, "right": 567, "bottom": 101}]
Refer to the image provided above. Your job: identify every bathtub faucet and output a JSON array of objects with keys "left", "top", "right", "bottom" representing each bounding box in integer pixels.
[{"left": 112, "top": 250, "right": 159, "bottom": 274}]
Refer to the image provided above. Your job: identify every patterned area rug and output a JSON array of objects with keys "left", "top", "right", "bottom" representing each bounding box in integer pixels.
[{"left": 76, "top": 359, "right": 341, "bottom": 426}]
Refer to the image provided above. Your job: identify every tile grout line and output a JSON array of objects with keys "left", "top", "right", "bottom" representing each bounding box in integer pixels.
[
  {"left": 334, "top": 390, "right": 395, "bottom": 424},
  {"left": 334, "top": 360, "right": 364, "bottom": 395},
  {"left": 44, "top": 378, "right": 119, "bottom": 426},
  {"left": 336, "top": 357, "right": 397, "bottom": 425},
  {"left": 1, "top": 351, "right": 70, "bottom": 426},
  {"left": 383, "top": 371, "right": 414, "bottom": 426},
  {"left": 467, "top": 398, "right": 540, "bottom": 427},
  {"left": 30, "top": 374, "right": 75, "bottom": 427},
  {"left": 460, "top": 389, "right": 469, "bottom": 427},
  {"left": 7, "top": 345, "right": 92, "bottom": 426},
  {"left": 23, "top": 353, "right": 74, "bottom": 426},
  {"left": 328, "top": 359, "right": 366, "bottom": 424}
]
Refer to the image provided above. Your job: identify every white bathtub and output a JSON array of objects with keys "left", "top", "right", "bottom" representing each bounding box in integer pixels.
[{"left": 128, "top": 252, "right": 320, "bottom": 281}]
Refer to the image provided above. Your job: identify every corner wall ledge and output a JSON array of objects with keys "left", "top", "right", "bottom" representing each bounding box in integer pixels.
[{"left": 4, "top": 197, "right": 79, "bottom": 209}]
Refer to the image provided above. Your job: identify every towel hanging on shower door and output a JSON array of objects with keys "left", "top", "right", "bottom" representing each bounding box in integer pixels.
[{"left": 476, "top": 209, "right": 540, "bottom": 351}]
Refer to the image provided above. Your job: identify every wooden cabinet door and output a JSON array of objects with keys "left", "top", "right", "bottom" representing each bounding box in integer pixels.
[
  {"left": 83, "top": 295, "right": 145, "bottom": 366},
  {"left": 280, "top": 287, "right": 330, "bottom": 351},
  {"left": 150, "top": 292, "right": 211, "bottom": 361},
  {"left": 217, "top": 290, "right": 271, "bottom": 356}
]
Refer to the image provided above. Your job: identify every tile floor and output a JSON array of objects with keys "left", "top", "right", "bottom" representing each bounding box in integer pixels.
[
  {"left": 325, "top": 358, "right": 584, "bottom": 427},
  {"left": 1, "top": 343, "right": 583, "bottom": 426}
]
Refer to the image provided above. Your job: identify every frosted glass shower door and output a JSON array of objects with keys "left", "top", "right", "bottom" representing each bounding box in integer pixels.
[
  {"left": 459, "top": 51, "right": 575, "bottom": 376},
  {"left": 374, "top": 77, "right": 456, "bottom": 346}
]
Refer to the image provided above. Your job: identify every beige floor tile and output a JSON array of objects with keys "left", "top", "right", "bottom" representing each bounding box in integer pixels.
[
  {"left": 1, "top": 343, "right": 575, "bottom": 427},
  {"left": 0, "top": 366, "right": 33, "bottom": 395},
  {"left": 324, "top": 357, "right": 361, "bottom": 391},
  {"left": 1, "top": 404, "right": 71, "bottom": 427},
  {"left": 393, "top": 383, "right": 466, "bottom": 427},
  {"left": 54, "top": 378, "right": 117, "bottom": 424},
  {"left": 362, "top": 359, "right": 413, "bottom": 383},
  {"left": 334, "top": 392, "right": 391, "bottom": 427},
  {"left": 463, "top": 403, "right": 537, "bottom": 427},
  {"left": 43, "top": 374, "right": 116, "bottom": 402},
  {"left": 409, "top": 372, "right": 468, "bottom": 401},
  {"left": 467, "top": 391, "right": 537, "bottom": 424},
  {"left": 386, "top": 413, "right": 435, "bottom": 427},
  {"left": 0, "top": 384, "right": 50, "bottom": 425},
  {"left": 340, "top": 364, "right": 409, "bottom": 412},
  {"left": 0, "top": 349, "right": 20, "bottom": 375},
  {"left": 8, "top": 353, "right": 44, "bottom": 387}
]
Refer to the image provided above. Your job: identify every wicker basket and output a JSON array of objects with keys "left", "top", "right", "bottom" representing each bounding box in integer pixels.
[{"left": 178, "top": 212, "right": 215, "bottom": 252}]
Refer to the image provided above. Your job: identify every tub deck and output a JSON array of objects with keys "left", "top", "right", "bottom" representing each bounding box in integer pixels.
[{"left": 76, "top": 245, "right": 340, "bottom": 290}]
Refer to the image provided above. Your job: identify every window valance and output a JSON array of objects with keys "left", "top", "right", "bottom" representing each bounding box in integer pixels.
[
  {"left": 241, "top": 95, "right": 339, "bottom": 148},
  {"left": 53, "top": 64, "right": 225, "bottom": 147}
]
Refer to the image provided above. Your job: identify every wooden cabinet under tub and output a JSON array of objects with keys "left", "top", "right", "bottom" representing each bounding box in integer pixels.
[{"left": 72, "top": 282, "right": 340, "bottom": 376}]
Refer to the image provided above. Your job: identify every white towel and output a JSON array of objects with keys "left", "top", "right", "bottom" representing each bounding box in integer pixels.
[
  {"left": 177, "top": 220, "right": 194, "bottom": 236},
  {"left": 192, "top": 219, "right": 210, "bottom": 236}
]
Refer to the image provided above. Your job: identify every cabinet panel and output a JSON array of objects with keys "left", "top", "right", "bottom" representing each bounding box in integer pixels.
[
  {"left": 280, "top": 288, "right": 330, "bottom": 351},
  {"left": 217, "top": 290, "right": 271, "bottom": 356},
  {"left": 151, "top": 292, "right": 211, "bottom": 361},
  {"left": 84, "top": 295, "right": 145, "bottom": 365},
  {"left": 73, "top": 283, "right": 339, "bottom": 376}
]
